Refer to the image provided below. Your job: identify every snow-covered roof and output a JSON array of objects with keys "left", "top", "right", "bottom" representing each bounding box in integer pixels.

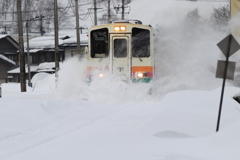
[
  {"left": 8, "top": 62, "right": 59, "bottom": 74},
  {"left": 24, "top": 30, "right": 88, "bottom": 50},
  {"left": 24, "top": 49, "right": 42, "bottom": 53},
  {"left": 24, "top": 36, "right": 64, "bottom": 49},
  {"left": 0, "top": 54, "right": 16, "bottom": 65},
  {"left": 8, "top": 66, "right": 38, "bottom": 74},
  {"left": 0, "top": 34, "right": 8, "bottom": 39},
  {"left": 37, "top": 62, "right": 56, "bottom": 71},
  {"left": 62, "top": 34, "right": 88, "bottom": 44}
]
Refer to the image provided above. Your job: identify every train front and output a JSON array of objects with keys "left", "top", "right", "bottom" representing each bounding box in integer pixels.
[{"left": 86, "top": 20, "right": 154, "bottom": 83}]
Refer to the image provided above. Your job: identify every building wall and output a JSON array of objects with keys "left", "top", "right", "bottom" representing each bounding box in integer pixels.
[
  {"left": 65, "top": 49, "right": 72, "bottom": 60},
  {"left": 0, "top": 63, "right": 7, "bottom": 78},
  {"left": 0, "top": 79, "right": 6, "bottom": 85},
  {"left": 0, "top": 37, "right": 19, "bottom": 64},
  {"left": 63, "top": 46, "right": 88, "bottom": 60},
  {"left": 231, "top": 0, "right": 240, "bottom": 18},
  {"left": 0, "top": 38, "right": 16, "bottom": 53},
  {"left": 231, "top": 0, "right": 240, "bottom": 54},
  {"left": 0, "top": 63, "right": 8, "bottom": 85}
]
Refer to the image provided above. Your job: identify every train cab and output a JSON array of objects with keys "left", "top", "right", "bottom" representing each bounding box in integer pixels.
[{"left": 86, "top": 20, "right": 154, "bottom": 83}]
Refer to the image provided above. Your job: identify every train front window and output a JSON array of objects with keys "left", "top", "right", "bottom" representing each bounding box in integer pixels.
[
  {"left": 90, "top": 28, "right": 108, "bottom": 58},
  {"left": 132, "top": 28, "right": 150, "bottom": 58},
  {"left": 114, "top": 39, "right": 127, "bottom": 58}
]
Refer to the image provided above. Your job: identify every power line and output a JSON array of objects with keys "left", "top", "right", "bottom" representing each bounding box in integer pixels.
[
  {"left": 0, "top": 2, "right": 93, "bottom": 14},
  {"left": 0, "top": 4, "right": 98, "bottom": 23}
]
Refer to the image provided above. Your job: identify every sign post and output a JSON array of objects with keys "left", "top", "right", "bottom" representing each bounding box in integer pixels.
[{"left": 216, "top": 34, "right": 240, "bottom": 132}]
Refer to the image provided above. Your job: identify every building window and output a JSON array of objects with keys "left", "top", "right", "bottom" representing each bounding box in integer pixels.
[
  {"left": 46, "top": 52, "right": 53, "bottom": 62},
  {"left": 6, "top": 55, "right": 17, "bottom": 61},
  {"left": 32, "top": 54, "right": 38, "bottom": 63}
]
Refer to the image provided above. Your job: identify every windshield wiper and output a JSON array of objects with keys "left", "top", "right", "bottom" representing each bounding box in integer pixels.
[
  {"left": 99, "top": 55, "right": 106, "bottom": 62},
  {"left": 99, "top": 57, "right": 103, "bottom": 62},
  {"left": 137, "top": 55, "right": 143, "bottom": 62}
]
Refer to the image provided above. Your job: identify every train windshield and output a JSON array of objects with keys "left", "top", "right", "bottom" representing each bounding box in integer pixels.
[
  {"left": 132, "top": 28, "right": 150, "bottom": 58},
  {"left": 90, "top": 28, "right": 108, "bottom": 58},
  {"left": 114, "top": 39, "right": 127, "bottom": 58}
]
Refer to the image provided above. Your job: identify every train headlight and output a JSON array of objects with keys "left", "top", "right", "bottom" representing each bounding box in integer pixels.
[
  {"left": 137, "top": 72, "right": 144, "bottom": 78},
  {"left": 98, "top": 73, "right": 104, "bottom": 78},
  {"left": 120, "top": 26, "right": 126, "bottom": 31},
  {"left": 114, "top": 26, "right": 126, "bottom": 31},
  {"left": 136, "top": 72, "right": 149, "bottom": 78},
  {"left": 114, "top": 26, "right": 120, "bottom": 31}
]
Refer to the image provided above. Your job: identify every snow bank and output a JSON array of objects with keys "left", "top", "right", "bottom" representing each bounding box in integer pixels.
[{"left": 31, "top": 72, "right": 55, "bottom": 92}]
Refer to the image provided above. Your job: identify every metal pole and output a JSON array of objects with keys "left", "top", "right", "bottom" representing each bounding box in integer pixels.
[
  {"left": 12, "top": 0, "right": 15, "bottom": 21},
  {"left": 24, "top": 0, "right": 27, "bottom": 22},
  {"left": 108, "top": 0, "right": 110, "bottom": 23},
  {"left": 75, "top": 0, "right": 81, "bottom": 56},
  {"left": 216, "top": 35, "right": 232, "bottom": 132},
  {"left": 17, "top": 0, "right": 26, "bottom": 92},
  {"left": 54, "top": 0, "right": 60, "bottom": 79},
  {"left": 26, "top": 21, "right": 32, "bottom": 87},
  {"left": 80, "top": 27, "right": 83, "bottom": 34},
  {"left": 122, "top": 0, "right": 124, "bottom": 20},
  {"left": 40, "top": 14, "right": 43, "bottom": 36},
  {"left": 94, "top": 0, "right": 97, "bottom": 25}
]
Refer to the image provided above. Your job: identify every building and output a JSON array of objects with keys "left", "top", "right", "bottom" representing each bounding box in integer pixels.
[
  {"left": 0, "top": 35, "right": 19, "bottom": 84},
  {"left": 7, "top": 30, "right": 89, "bottom": 82},
  {"left": 0, "top": 35, "right": 19, "bottom": 65},
  {"left": 231, "top": 0, "right": 240, "bottom": 18},
  {"left": 24, "top": 31, "right": 88, "bottom": 65},
  {"left": 230, "top": 0, "right": 240, "bottom": 59},
  {"left": 59, "top": 34, "right": 88, "bottom": 59},
  {"left": 0, "top": 54, "right": 15, "bottom": 85}
]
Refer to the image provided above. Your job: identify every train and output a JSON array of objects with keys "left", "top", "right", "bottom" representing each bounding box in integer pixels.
[{"left": 86, "top": 19, "right": 155, "bottom": 83}]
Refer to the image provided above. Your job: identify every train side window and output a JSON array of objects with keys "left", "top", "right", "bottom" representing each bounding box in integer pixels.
[
  {"left": 132, "top": 28, "right": 150, "bottom": 57},
  {"left": 90, "top": 28, "right": 108, "bottom": 58},
  {"left": 114, "top": 39, "right": 127, "bottom": 58}
]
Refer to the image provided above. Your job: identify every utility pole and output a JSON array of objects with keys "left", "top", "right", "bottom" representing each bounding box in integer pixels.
[
  {"left": 108, "top": 0, "right": 111, "bottom": 23},
  {"left": 17, "top": 0, "right": 26, "bottom": 92},
  {"left": 122, "top": 0, "right": 124, "bottom": 20},
  {"left": 40, "top": 14, "right": 45, "bottom": 36},
  {"left": 54, "top": 0, "right": 60, "bottom": 79},
  {"left": 79, "top": 26, "right": 87, "bottom": 34},
  {"left": 94, "top": 0, "right": 97, "bottom": 25},
  {"left": 26, "top": 21, "right": 32, "bottom": 87},
  {"left": 75, "top": 0, "right": 81, "bottom": 56}
]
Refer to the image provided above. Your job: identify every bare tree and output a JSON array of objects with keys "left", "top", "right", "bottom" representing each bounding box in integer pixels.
[
  {"left": 32, "top": 0, "right": 71, "bottom": 33},
  {"left": 211, "top": 4, "right": 230, "bottom": 26},
  {"left": 0, "top": 0, "right": 71, "bottom": 34},
  {"left": 0, "top": 0, "right": 11, "bottom": 20}
]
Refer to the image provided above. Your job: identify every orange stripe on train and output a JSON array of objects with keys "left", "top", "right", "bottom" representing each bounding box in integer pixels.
[{"left": 131, "top": 66, "right": 153, "bottom": 72}]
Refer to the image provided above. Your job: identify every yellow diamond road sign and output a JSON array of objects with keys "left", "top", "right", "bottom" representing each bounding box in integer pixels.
[{"left": 217, "top": 34, "right": 240, "bottom": 57}]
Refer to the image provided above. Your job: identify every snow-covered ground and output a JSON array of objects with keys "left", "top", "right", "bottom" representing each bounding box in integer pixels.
[
  {"left": 1, "top": 74, "right": 240, "bottom": 160},
  {"left": 1, "top": 0, "right": 240, "bottom": 160}
]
